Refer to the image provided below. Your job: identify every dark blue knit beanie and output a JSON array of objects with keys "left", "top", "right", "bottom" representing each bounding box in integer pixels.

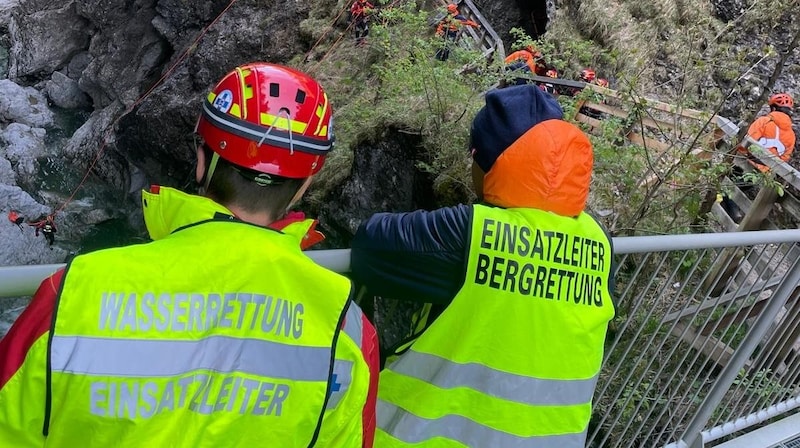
[{"left": 470, "top": 85, "right": 564, "bottom": 173}]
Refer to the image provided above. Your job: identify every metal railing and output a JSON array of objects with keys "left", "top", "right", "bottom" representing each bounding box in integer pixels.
[{"left": 3, "top": 230, "right": 800, "bottom": 447}]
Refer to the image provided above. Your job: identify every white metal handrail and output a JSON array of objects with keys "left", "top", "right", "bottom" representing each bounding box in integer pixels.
[{"left": 2, "top": 230, "right": 800, "bottom": 298}]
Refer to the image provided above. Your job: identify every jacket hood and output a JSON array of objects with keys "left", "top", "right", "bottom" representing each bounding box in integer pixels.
[
  {"left": 483, "top": 119, "right": 593, "bottom": 217},
  {"left": 142, "top": 186, "right": 234, "bottom": 240}
]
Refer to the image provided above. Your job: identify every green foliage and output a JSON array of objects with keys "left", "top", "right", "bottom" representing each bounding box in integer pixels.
[{"left": 303, "top": 2, "right": 492, "bottom": 205}]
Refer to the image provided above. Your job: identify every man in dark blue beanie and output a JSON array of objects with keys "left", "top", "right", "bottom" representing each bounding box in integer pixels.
[{"left": 351, "top": 84, "right": 615, "bottom": 447}]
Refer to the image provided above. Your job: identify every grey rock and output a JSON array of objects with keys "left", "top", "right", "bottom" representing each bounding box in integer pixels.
[
  {"left": 45, "top": 71, "right": 91, "bottom": 109},
  {"left": 0, "top": 79, "right": 55, "bottom": 128},
  {"left": 67, "top": 51, "right": 91, "bottom": 79},
  {"left": 77, "top": 3, "right": 168, "bottom": 108},
  {"left": 8, "top": 1, "right": 90, "bottom": 79},
  {"left": 0, "top": 183, "right": 51, "bottom": 227},
  {"left": 0, "top": 0, "right": 19, "bottom": 28},
  {"left": 84, "top": 208, "right": 112, "bottom": 225},
  {"left": 0, "top": 123, "right": 46, "bottom": 181},
  {"left": 63, "top": 102, "right": 131, "bottom": 192},
  {"left": 0, "top": 156, "right": 14, "bottom": 185}
]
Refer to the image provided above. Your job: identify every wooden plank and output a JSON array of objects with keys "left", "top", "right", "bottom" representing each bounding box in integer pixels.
[
  {"left": 672, "top": 322, "right": 743, "bottom": 369},
  {"left": 711, "top": 202, "right": 739, "bottom": 232},
  {"left": 574, "top": 112, "right": 603, "bottom": 133},
  {"left": 581, "top": 102, "right": 630, "bottom": 120},
  {"left": 746, "top": 143, "right": 800, "bottom": 192},
  {"left": 583, "top": 84, "right": 713, "bottom": 122},
  {"left": 699, "top": 298, "right": 767, "bottom": 336},
  {"left": 662, "top": 276, "right": 783, "bottom": 323},
  {"left": 626, "top": 131, "right": 671, "bottom": 152},
  {"left": 778, "top": 191, "right": 800, "bottom": 217}
]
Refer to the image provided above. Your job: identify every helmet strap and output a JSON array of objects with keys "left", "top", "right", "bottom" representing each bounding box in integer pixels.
[
  {"left": 258, "top": 108, "right": 295, "bottom": 155},
  {"left": 203, "top": 151, "right": 221, "bottom": 193}
]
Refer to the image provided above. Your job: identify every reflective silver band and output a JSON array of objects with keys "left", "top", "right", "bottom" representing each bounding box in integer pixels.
[
  {"left": 51, "top": 335, "right": 331, "bottom": 381},
  {"left": 377, "top": 400, "right": 587, "bottom": 447},
  {"left": 342, "top": 302, "right": 364, "bottom": 348},
  {"left": 388, "top": 350, "right": 597, "bottom": 406},
  {"left": 324, "top": 359, "right": 354, "bottom": 411},
  {"left": 202, "top": 101, "right": 332, "bottom": 154}
]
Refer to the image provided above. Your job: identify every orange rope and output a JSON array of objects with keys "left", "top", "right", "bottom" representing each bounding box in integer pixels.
[
  {"left": 303, "top": 2, "right": 353, "bottom": 60},
  {"left": 307, "top": 0, "right": 410, "bottom": 74},
  {"left": 54, "top": 0, "right": 240, "bottom": 216}
]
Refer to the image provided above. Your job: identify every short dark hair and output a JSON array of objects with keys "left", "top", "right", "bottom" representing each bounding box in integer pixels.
[{"left": 201, "top": 146, "right": 306, "bottom": 220}]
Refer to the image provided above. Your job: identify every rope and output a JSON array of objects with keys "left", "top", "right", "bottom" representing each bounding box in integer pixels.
[
  {"left": 308, "top": 0, "right": 408, "bottom": 75},
  {"left": 52, "top": 0, "right": 240, "bottom": 218},
  {"left": 303, "top": 2, "right": 353, "bottom": 61}
]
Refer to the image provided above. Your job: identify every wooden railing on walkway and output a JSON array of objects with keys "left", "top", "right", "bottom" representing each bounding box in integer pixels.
[{"left": 436, "top": 0, "right": 505, "bottom": 61}]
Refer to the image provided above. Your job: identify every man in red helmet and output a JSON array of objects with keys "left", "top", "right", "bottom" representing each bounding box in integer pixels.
[
  {"left": 434, "top": 3, "right": 480, "bottom": 61},
  {"left": 739, "top": 92, "right": 796, "bottom": 172},
  {"left": 0, "top": 63, "right": 379, "bottom": 448}
]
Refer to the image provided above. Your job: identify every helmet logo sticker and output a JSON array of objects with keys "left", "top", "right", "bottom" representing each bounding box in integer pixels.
[
  {"left": 247, "top": 141, "right": 259, "bottom": 159},
  {"left": 213, "top": 89, "right": 234, "bottom": 113}
]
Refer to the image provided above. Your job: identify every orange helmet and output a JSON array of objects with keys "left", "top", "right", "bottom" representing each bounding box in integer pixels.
[
  {"left": 447, "top": 4, "right": 458, "bottom": 13},
  {"left": 580, "top": 68, "right": 596, "bottom": 83},
  {"left": 769, "top": 93, "right": 794, "bottom": 109},
  {"left": 195, "top": 63, "right": 334, "bottom": 179},
  {"left": 545, "top": 69, "right": 558, "bottom": 78},
  {"left": 596, "top": 78, "right": 609, "bottom": 88}
]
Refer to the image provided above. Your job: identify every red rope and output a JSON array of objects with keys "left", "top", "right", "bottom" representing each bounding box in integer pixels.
[
  {"left": 303, "top": 2, "right": 353, "bottom": 61},
  {"left": 53, "top": 0, "right": 240, "bottom": 216}
]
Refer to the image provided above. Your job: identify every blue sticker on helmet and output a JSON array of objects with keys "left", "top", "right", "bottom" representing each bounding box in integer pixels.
[{"left": 213, "top": 90, "right": 234, "bottom": 113}]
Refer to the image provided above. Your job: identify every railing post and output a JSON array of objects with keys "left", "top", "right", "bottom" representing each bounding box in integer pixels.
[{"left": 677, "top": 253, "right": 800, "bottom": 448}]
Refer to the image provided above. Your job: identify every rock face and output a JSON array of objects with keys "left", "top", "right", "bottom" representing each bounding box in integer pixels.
[
  {"left": 317, "top": 129, "right": 436, "bottom": 246},
  {"left": 8, "top": 1, "right": 89, "bottom": 80},
  {"left": 0, "top": 79, "right": 54, "bottom": 127},
  {"left": 0, "top": 122, "right": 46, "bottom": 184}
]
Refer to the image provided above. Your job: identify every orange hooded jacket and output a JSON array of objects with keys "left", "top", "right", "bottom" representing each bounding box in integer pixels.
[{"left": 744, "top": 110, "right": 796, "bottom": 172}]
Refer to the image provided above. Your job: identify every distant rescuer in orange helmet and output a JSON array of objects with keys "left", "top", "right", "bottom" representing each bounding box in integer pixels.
[
  {"left": 0, "top": 63, "right": 379, "bottom": 448},
  {"left": 350, "top": 85, "right": 616, "bottom": 446},
  {"left": 739, "top": 92, "right": 796, "bottom": 172},
  {"left": 504, "top": 45, "right": 547, "bottom": 76},
  {"left": 7, "top": 209, "right": 24, "bottom": 231},
  {"left": 435, "top": 3, "right": 480, "bottom": 61}
]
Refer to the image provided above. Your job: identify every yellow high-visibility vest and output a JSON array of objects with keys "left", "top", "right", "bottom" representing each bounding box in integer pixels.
[
  {"left": 377, "top": 204, "right": 615, "bottom": 447},
  {"left": 41, "top": 189, "right": 360, "bottom": 447}
]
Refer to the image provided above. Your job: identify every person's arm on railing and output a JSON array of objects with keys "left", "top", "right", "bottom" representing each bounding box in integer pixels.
[{"left": 350, "top": 205, "right": 471, "bottom": 305}]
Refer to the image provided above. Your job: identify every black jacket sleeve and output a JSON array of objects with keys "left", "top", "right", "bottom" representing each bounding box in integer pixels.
[{"left": 350, "top": 204, "right": 472, "bottom": 305}]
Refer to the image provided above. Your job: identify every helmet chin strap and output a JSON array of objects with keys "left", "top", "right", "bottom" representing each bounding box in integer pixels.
[{"left": 203, "top": 151, "right": 221, "bottom": 192}]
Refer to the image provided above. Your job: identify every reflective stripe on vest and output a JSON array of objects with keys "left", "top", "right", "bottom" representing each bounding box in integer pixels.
[
  {"left": 388, "top": 350, "right": 598, "bottom": 406},
  {"left": 325, "top": 302, "right": 365, "bottom": 411},
  {"left": 46, "top": 218, "right": 356, "bottom": 448},
  {"left": 51, "top": 335, "right": 332, "bottom": 381},
  {"left": 342, "top": 301, "right": 364, "bottom": 349},
  {"left": 376, "top": 204, "right": 615, "bottom": 447},
  {"left": 377, "top": 400, "right": 587, "bottom": 448}
]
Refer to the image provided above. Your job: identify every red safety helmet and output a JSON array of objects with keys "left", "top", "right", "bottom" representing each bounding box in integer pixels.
[
  {"left": 580, "top": 68, "right": 596, "bottom": 83},
  {"left": 596, "top": 78, "right": 609, "bottom": 88},
  {"left": 195, "top": 63, "right": 334, "bottom": 179},
  {"left": 545, "top": 69, "right": 558, "bottom": 78},
  {"left": 769, "top": 93, "right": 794, "bottom": 109},
  {"left": 447, "top": 4, "right": 458, "bottom": 13}
]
